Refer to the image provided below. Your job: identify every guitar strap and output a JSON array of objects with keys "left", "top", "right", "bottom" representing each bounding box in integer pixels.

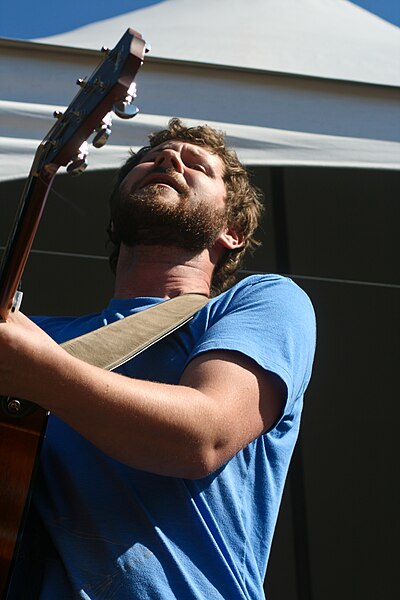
[{"left": 61, "top": 293, "right": 209, "bottom": 370}]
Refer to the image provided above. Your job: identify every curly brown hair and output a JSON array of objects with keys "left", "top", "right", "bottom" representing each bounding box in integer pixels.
[{"left": 108, "top": 118, "right": 264, "bottom": 295}]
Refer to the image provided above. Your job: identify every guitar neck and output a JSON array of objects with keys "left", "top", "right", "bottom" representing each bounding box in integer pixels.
[
  {"left": 0, "top": 28, "right": 147, "bottom": 321},
  {"left": 0, "top": 165, "right": 56, "bottom": 319}
]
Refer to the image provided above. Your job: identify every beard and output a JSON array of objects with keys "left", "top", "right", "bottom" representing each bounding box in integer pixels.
[{"left": 111, "top": 180, "right": 227, "bottom": 252}]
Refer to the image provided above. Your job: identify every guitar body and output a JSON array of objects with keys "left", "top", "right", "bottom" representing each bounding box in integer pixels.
[
  {"left": 0, "top": 28, "right": 148, "bottom": 598},
  {"left": 0, "top": 408, "right": 47, "bottom": 597}
]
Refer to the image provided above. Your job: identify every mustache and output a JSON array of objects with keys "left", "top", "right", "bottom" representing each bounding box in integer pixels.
[{"left": 131, "top": 167, "right": 190, "bottom": 196}]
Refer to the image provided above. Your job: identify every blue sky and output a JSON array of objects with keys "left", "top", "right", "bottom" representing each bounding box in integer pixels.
[
  {"left": 0, "top": 1, "right": 166, "bottom": 39},
  {"left": 0, "top": 0, "right": 398, "bottom": 39},
  {"left": 351, "top": 0, "right": 399, "bottom": 25}
]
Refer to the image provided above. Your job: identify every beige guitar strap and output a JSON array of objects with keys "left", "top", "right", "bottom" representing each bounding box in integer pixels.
[{"left": 61, "top": 293, "right": 209, "bottom": 371}]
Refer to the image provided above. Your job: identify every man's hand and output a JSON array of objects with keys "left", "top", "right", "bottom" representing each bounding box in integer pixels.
[{"left": 0, "top": 311, "right": 61, "bottom": 400}]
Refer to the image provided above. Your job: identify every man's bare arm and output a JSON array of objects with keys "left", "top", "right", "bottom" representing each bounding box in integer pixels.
[{"left": 0, "top": 311, "right": 285, "bottom": 479}]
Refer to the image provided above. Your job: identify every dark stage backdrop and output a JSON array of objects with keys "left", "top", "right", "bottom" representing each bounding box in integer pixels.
[{"left": 1, "top": 165, "right": 399, "bottom": 600}]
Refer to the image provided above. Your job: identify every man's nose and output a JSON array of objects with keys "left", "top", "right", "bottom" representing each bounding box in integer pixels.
[{"left": 154, "top": 148, "right": 184, "bottom": 173}]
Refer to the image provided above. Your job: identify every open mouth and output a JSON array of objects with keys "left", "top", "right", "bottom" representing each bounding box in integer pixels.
[{"left": 137, "top": 173, "right": 185, "bottom": 194}]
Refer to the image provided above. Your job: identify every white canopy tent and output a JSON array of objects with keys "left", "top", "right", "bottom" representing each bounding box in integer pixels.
[{"left": 0, "top": 0, "right": 399, "bottom": 182}]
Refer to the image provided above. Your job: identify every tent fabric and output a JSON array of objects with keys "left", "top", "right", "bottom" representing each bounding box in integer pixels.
[
  {"left": 1, "top": 0, "right": 399, "bottom": 182},
  {"left": 33, "top": 0, "right": 400, "bottom": 87},
  {"left": 1, "top": 100, "right": 399, "bottom": 182}
]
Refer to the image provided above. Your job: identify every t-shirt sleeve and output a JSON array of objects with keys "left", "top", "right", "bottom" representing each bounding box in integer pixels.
[{"left": 188, "top": 276, "right": 316, "bottom": 413}]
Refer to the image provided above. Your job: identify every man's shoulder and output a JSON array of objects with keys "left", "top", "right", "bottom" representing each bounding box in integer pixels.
[
  {"left": 220, "top": 273, "right": 303, "bottom": 293},
  {"left": 212, "top": 273, "right": 313, "bottom": 311},
  {"left": 204, "top": 273, "right": 316, "bottom": 345},
  {"left": 189, "top": 274, "right": 316, "bottom": 398}
]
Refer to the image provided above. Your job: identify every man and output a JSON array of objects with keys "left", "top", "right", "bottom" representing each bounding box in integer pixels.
[{"left": 2, "top": 119, "right": 316, "bottom": 599}]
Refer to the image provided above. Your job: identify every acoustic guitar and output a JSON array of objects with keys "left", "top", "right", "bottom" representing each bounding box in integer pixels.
[{"left": 0, "top": 28, "right": 148, "bottom": 598}]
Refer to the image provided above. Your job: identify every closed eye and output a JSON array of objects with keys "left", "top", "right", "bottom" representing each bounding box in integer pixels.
[{"left": 188, "top": 162, "right": 209, "bottom": 174}]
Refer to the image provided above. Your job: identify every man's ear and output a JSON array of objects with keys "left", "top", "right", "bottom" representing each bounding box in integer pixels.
[{"left": 218, "top": 225, "right": 245, "bottom": 250}]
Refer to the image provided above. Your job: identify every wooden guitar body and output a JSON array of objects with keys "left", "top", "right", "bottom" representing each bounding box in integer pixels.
[
  {"left": 0, "top": 407, "right": 47, "bottom": 596},
  {"left": 0, "top": 28, "right": 148, "bottom": 598}
]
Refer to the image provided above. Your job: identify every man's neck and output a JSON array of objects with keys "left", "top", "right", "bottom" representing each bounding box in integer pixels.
[{"left": 113, "top": 244, "right": 215, "bottom": 299}]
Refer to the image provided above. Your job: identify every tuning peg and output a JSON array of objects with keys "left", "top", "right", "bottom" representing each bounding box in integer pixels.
[
  {"left": 123, "top": 82, "right": 137, "bottom": 101},
  {"left": 101, "top": 46, "right": 110, "bottom": 55},
  {"left": 113, "top": 102, "right": 139, "bottom": 120},
  {"left": 113, "top": 82, "right": 139, "bottom": 120},
  {"left": 93, "top": 112, "right": 113, "bottom": 148},
  {"left": 67, "top": 141, "right": 89, "bottom": 175},
  {"left": 53, "top": 110, "right": 63, "bottom": 120},
  {"left": 76, "top": 77, "right": 87, "bottom": 88}
]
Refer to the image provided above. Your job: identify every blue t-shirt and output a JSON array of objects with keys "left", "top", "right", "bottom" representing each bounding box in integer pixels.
[{"left": 29, "top": 274, "right": 316, "bottom": 599}]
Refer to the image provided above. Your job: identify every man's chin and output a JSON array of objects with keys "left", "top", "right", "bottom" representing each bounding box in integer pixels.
[
  {"left": 132, "top": 185, "right": 183, "bottom": 205},
  {"left": 113, "top": 187, "right": 226, "bottom": 252}
]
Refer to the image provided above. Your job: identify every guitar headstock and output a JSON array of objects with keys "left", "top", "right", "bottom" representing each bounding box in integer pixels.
[{"left": 34, "top": 28, "right": 148, "bottom": 176}]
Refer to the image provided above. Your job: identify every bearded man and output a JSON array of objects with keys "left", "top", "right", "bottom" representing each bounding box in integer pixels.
[{"left": 2, "top": 119, "right": 316, "bottom": 599}]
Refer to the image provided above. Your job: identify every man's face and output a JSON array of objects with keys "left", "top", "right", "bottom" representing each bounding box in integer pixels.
[{"left": 112, "top": 140, "right": 228, "bottom": 251}]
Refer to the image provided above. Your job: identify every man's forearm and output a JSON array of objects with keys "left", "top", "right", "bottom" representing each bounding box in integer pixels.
[
  {"left": 23, "top": 348, "right": 226, "bottom": 478},
  {"left": 0, "top": 312, "right": 276, "bottom": 479}
]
